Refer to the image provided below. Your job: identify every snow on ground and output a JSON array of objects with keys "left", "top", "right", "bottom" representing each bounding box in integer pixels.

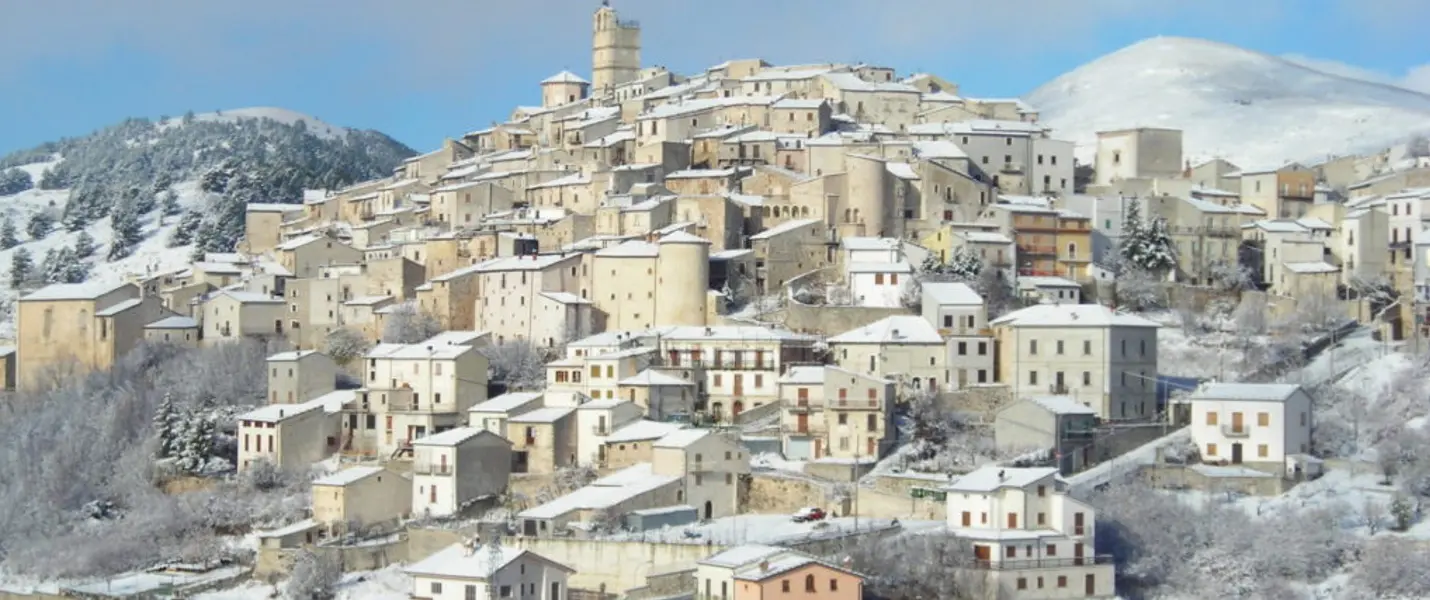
[
  {"left": 158, "top": 107, "right": 350, "bottom": 141},
  {"left": 1027, "top": 36, "right": 1430, "bottom": 168},
  {"left": 195, "top": 565, "right": 410, "bottom": 600},
  {"left": 601, "top": 514, "right": 943, "bottom": 545},
  {"left": 1283, "top": 327, "right": 1389, "bottom": 387},
  {"left": 0, "top": 159, "right": 208, "bottom": 339},
  {"left": 751, "top": 451, "right": 806, "bottom": 473},
  {"left": 1153, "top": 314, "right": 1262, "bottom": 380}
]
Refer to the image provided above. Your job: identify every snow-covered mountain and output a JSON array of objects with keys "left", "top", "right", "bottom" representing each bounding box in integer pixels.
[
  {"left": 1025, "top": 36, "right": 1430, "bottom": 169},
  {"left": 0, "top": 107, "right": 415, "bottom": 339}
]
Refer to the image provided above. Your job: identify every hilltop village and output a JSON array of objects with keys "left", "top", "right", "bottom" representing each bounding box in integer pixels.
[{"left": 5, "top": 3, "right": 1430, "bottom": 600}]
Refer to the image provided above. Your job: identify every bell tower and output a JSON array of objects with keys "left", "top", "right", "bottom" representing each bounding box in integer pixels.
[{"left": 591, "top": 1, "right": 641, "bottom": 96}]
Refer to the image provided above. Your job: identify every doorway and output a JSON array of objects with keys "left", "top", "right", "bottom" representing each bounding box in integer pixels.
[
  {"left": 1231, "top": 443, "right": 1243, "bottom": 464},
  {"left": 703, "top": 501, "right": 713, "bottom": 520},
  {"left": 1085, "top": 574, "right": 1096, "bottom": 595},
  {"left": 732, "top": 400, "right": 744, "bottom": 418},
  {"left": 1074, "top": 542, "right": 1084, "bottom": 566}
]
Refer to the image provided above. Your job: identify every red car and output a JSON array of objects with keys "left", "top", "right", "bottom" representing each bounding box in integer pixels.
[{"left": 791, "top": 507, "right": 826, "bottom": 523}]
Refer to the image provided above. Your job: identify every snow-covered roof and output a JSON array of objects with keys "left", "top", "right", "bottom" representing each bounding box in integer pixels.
[
  {"left": 1189, "top": 383, "right": 1303, "bottom": 403},
  {"left": 1017, "top": 276, "right": 1081, "bottom": 289},
  {"left": 699, "top": 544, "right": 791, "bottom": 568},
  {"left": 216, "top": 290, "right": 282, "bottom": 304},
  {"left": 238, "top": 401, "right": 323, "bottom": 424},
  {"left": 343, "top": 295, "right": 392, "bottom": 307},
  {"left": 595, "top": 240, "right": 660, "bottom": 258},
  {"left": 846, "top": 261, "right": 913, "bottom": 274},
  {"left": 422, "top": 330, "right": 488, "bottom": 347},
  {"left": 21, "top": 281, "right": 131, "bottom": 302},
  {"left": 518, "top": 463, "right": 682, "bottom": 519},
  {"left": 659, "top": 326, "right": 815, "bottom": 343},
  {"left": 469, "top": 392, "right": 544, "bottom": 414},
  {"left": 604, "top": 420, "right": 686, "bottom": 444},
  {"left": 364, "top": 343, "right": 471, "bottom": 360},
  {"left": 95, "top": 298, "right": 144, "bottom": 317},
  {"left": 653, "top": 428, "right": 712, "bottom": 449},
  {"left": 821, "top": 72, "right": 919, "bottom": 94},
  {"left": 750, "top": 218, "right": 820, "bottom": 240},
  {"left": 542, "top": 70, "right": 589, "bottom": 85},
  {"left": 829, "top": 315, "right": 943, "bottom": 345},
  {"left": 922, "top": 282, "right": 983, "bottom": 306},
  {"left": 943, "top": 466, "right": 1061, "bottom": 493},
  {"left": 619, "top": 369, "right": 692, "bottom": 386},
  {"left": 405, "top": 544, "right": 564, "bottom": 580},
  {"left": 1295, "top": 217, "right": 1335, "bottom": 230},
  {"left": 277, "top": 234, "right": 325, "bottom": 251},
  {"left": 146, "top": 315, "right": 199, "bottom": 329},
  {"left": 474, "top": 253, "right": 575, "bottom": 272},
  {"left": 885, "top": 162, "right": 919, "bottom": 180},
  {"left": 665, "top": 167, "right": 746, "bottom": 180},
  {"left": 991, "top": 304, "right": 1159, "bottom": 328},
  {"left": 312, "top": 466, "right": 386, "bottom": 487},
  {"left": 1026, "top": 396, "right": 1097, "bottom": 415},
  {"left": 267, "top": 349, "right": 322, "bottom": 362},
  {"left": 959, "top": 231, "right": 1013, "bottom": 244},
  {"left": 734, "top": 554, "right": 840, "bottom": 582},
  {"left": 413, "top": 427, "right": 504, "bottom": 447},
  {"left": 540, "top": 291, "right": 589, "bottom": 305},
  {"left": 772, "top": 98, "right": 828, "bottom": 109},
  {"left": 1246, "top": 220, "right": 1309, "bottom": 234},
  {"left": 246, "top": 203, "right": 301, "bottom": 213},
  {"left": 1283, "top": 261, "right": 1339, "bottom": 274},
  {"left": 911, "top": 140, "right": 968, "bottom": 160},
  {"left": 778, "top": 365, "right": 826, "bottom": 385},
  {"left": 508, "top": 406, "right": 574, "bottom": 424}
]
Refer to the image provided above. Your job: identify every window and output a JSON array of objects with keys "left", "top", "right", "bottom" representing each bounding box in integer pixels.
[
  {"left": 465, "top": 585, "right": 476, "bottom": 600},
  {"left": 1206, "top": 411, "right": 1218, "bottom": 425},
  {"left": 431, "top": 583, "right": 442, "bottom": 594},
  {"left": 978, "top": 342, "right": 987, "bottom": 355},
  {"left": 1058, "top": 575, "right": 1067, "bottom": 588},
  {"left": 1258, "top": 412, "right": 1269, "bottom": 427},
  {"left": 1082, "top": 371, "right": 1091, "bottom": 386},
  {"left": 1258, "top": 444, "right": 1269, "bottom": 458},
  {"left": 1206, "top": 443, "right": 1218, "bottom": 456},
  {"left": 782, "top": 580, "right": 790, "bottom": 592},
  {"left": 805, "top": 574, "right": 816, "bottom": 592},
  {"left": 1056, "top": 340, "right": 1064, "bottom": 355},
  {"left": 1038, "top": 485, "right": 1046, "bottom": 497},
  {"left": 958, "top": 342, "right": 967, "bottom": 355},
  {"left": 1046, "top": 544, "right": 1057, "bottom": 556},
  {"left": 1017, "top": 578, "right": 1028, "bottom": 590},
  {"left": 1083, "top": 340, "right": 1092, "bottom": 355},
  {"left": 1301, "top": 412, "right": 1307, "bottom": 426},
  {"left": 1038, "top": 512, "right": 1046, "bottom": 525},
  {"left": 830, "top": 579, "right": 838, "bottom": 591},
  {"left": 1030, "top": 340, "right": 1038, "bottom": 355},
  {"left": 1006, "top": 546, "right": 1017, "bottom": 558}
]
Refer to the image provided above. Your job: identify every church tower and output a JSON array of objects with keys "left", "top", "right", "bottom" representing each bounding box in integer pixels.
[{"left": 591, "top": 1, "right": 641, "bottom": 96}]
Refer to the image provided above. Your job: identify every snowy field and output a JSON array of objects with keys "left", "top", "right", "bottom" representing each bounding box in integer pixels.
[
  {"left": 1028, "top": 36, "right": 1430, "bottom": 168},
  {"left": 600, "top": 515, "right": 943, "bottom": 545},
  {"left": 196, "top": 565, "right": 410, "bottom": 600},
  {"left": 0, "top": 157, "right": 206, "bottom": 339}
]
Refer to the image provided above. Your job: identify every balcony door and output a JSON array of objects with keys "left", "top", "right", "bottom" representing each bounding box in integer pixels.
[{"left": 1232, "top": 412, "right": 1244, "bottom": 434}]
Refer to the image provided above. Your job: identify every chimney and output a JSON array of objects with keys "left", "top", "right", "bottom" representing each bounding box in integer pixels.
[
  {"left": 277, "top": 409, "right": 284, "bottom": 418},
  {"left": 998, "top": 469, "right": 1006, "bottom": 481},
  {"left": 759, "top": 560, "right": 770, "bottom": 573}
]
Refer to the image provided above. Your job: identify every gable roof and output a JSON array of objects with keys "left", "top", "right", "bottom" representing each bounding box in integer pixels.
[
  {"left": 943, "top": 466, "right": 1060, "bottom": 493},
  {"left": 1188, "top": 383, "right": 1303, "bottom": 403},
  {"left": 991, "top": 304, "right": 1159, "bottom": 328}
]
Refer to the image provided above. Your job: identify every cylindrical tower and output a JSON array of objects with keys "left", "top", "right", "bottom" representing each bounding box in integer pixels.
[
  {"left": 845, "top": 154, "right": 889, "bottom": 237},
  {"left": 654, "top": 231, "right": 710, "bottom": 327}
]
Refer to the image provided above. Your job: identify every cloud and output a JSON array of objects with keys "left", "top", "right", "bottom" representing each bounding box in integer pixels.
[
  {"left": 0, "top": 0, "right": 1267, "bottom": 87},
  {"left": 1281, "top": 54, "right": 1430, "bottom": 94}
]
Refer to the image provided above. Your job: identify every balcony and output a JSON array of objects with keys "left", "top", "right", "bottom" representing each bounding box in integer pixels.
[
  {"left": 1017, "top": 244, "right": 1057, "bottom": 256},
  {"left": 1220, "top": 424, "right": 1251, "bottom": 438},
  {"left": 412, "top": 463, "right": 453, "bottom": 476},
  {"left": 678, "top": 360, "right": 775, "bottom": 372},
  {"left": 832, "top": 398, "right": 881, "bottom": 409},
  {"left": 970, "top": 555, "right": 1114, "bottom": 571},
  {"left": 591, "top": 425, "right": 610, "bottom": 436},
  {"left": 788, "top": 403, "right": 820, "bottom": 413},
  {"left": 1048, "top": 383, "right": 1070, "bottom": 395}
]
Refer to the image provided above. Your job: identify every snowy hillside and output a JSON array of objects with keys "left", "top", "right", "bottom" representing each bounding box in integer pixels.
[
  {"left": 0, "top": 157, "right": 206, "bottom": 340},
  {"left": 158, "top": 107, "right": 349, "bottom": 140},
  {"left": 1026, "top": 36, "right": 1430, "bottom": 169}
]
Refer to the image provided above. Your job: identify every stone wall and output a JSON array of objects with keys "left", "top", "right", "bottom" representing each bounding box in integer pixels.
[
  {"left": 848, "top": 488, "right": 947, "bottom": 521},
  {"left": 803, "top": 460, "right": 875, "bottom": 482},
  {"left": 783, "top": 303, "right": 910, "bottom": 336},
  {"left": 255, "top": 534, "right": 407, "bottom": 579},
  {"left": 506, "top": 537, "right": 722, "bottom": 593},
  {"left": 740, "top": 474, "right": 848, "bottom": 515},
  {"left": 945, "top": 385, "right": 1014, "bottom": 419},
  {"left": 1139, "top": 464, "right": 1288, "bottom": 497}
]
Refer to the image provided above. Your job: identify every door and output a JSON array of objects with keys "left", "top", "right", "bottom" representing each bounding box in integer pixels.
[
  {"left": 1231, "top": 443, "right": 1243, "bottom": 464},
  {"left": 796, "top": 413, "right": 809, "bottom": 433},
  {"left": 1007, "top": 513, "right": 1018, "bottom": 528},
  {"left": 732, "top": 400, "right": 744, "bottom": 418},
  {"left": 1232, "top": 411, "right": 1244, "bottom": 434},
  {"left": 733, "top": 374, "right": 744, "bottom": 396},
  {"left": 1085, "top": 574, "right": 1096, "bottom": 595},
  {"left": 703, "top": 501, "right": 713, "bottom": 520},
  {"left": 429, "top": 484, "right": 436, "bottom": 504},
  {"left": 1074, "top": 512, "right": 1085, "bottom": 535},
  {"left": 961, "top": 511, "right": 972, "bottom": 526},
  {"left": 814, "top": 438, "right": 823, "bottom": 459},
  {"left": 1074, "top": 542, "right": 1085, "bottom": 566}
]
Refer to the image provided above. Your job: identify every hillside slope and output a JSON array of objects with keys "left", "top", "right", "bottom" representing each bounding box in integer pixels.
[
  {"left": 0, "top": 108, "right": 416, "bottom": 338},
  {"left": 1026, "top": 36, "right": 1430, "bottom": 169}
]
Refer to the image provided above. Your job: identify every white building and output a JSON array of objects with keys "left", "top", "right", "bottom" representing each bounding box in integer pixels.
[
  {"left": 406, "top": 542, "right": 574, "bottom": 600},
  {"left": 991, "top": 305, "right": 1159, "bottom": 420},
  {"left": 236, "top": 390, "right": 351, "bottom": 472},
  {"left": 846, "top": 261, "right": 913, "bottom": 308},
  {"left": 411, "top": 428, "right": 513, "bottom": 519},
  {"left": 1186, "top": 383, "right": 1313, "bottom": 469},
  {"left": 943, "top": 466, "right": 1115, "bottom": 598},
  {"left": 828, "top": 315, "right": 947, "bottom": 393}
]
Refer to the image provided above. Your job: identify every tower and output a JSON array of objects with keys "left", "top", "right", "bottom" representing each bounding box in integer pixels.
[
  {"left": 541, "top": 71, "right": 590, "bottom": 108},
  {"left": 654, "top": 231, "right": 710, "bottom": 327},
  {"left": 591, "top": 3, "right": 641, "bottom": 95}
]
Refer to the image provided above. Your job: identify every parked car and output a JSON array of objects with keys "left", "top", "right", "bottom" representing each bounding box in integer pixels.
[{"left": 791, "top": 507, "right": 826, "bottom": 523}]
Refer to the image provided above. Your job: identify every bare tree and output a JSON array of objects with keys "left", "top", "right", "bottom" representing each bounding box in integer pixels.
[
  {"left": 839, "top": 532, "right": 988, "bottom": 599},
  {"left": 285, "top": 549, "right": 341, "bottom": 599},
  {"left": 381, "top": 302, "right": 442, "bottom": 344},
  {"left": 323, "top": 327, "right": 370, "bottom": 367},
  {"left": 1353, "top": 537, "right": 1430, "bottom": 598},
  {"left": 482, "top": 341, "right": 547, "bottom": 391},
  {"left": 1361, "top": 497, "right": 1387, "bottom": 535}
]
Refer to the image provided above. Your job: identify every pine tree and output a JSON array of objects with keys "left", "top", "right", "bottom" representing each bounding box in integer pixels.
[
  {"left": 42, "top": 247, "right": 88, "bottom": 284},
  {"left": 168, "top": 211, "right": 201, "bottom": 247},
  {"left": 946, "top": 246, "right": 985, "bottom": 282},
  {"left": 62, "top": 206, "right": 89, "bottom": 232},
  {"left": 108, "top": 199, "right": 143, "bottom": 260},
  {"left": 160, "top": 189, "right": 181, "bottom": 216},
  {"left": 0, "top": 216, "right": 18, "bottom": 249},
  {"left": 1117, "top": 199, "right": 1145, "bottom": 270},
  {"left": 9, "top": 248, "right": 32, "bottom": 288},
  {"left": 153, "top": 393, "right": 180, "bottom": 459},
  {"left": 174, "top": 411, "right": 215, "bottom": 474},
  {"left": 1140, "top": 217, "right": 1178, "bottom": 273},
  {"left": 73, "top": 231, "right": 95, "bottom": 259},
  {"left": 25, "top": 211, "right": 53, "bottom": 240}
]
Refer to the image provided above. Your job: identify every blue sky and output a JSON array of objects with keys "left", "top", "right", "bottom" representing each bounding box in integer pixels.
[{"left": 1, "top": 0, "right": 1426, "bottom": 155}]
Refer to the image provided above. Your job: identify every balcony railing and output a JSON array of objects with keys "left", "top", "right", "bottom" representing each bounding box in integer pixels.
[
  {"left": 833, "top": 398, "right": 881, "bottom": 409},
  {"left": 668, "top": 360, "right": 774, "bottom": 372},
  {"left": 1220, "top": 424, "right": 1251, "bottom": 438},
  {"left": 591, "top": 425, "right": 610, "bottom": 436},
  {"left": 1017, "top": 244, "right": 1057, "bottom": 255},
  {"left": 1049, "top": 384, "right": 1070, "bottom": 395},
  {"left": 970, "top": 555, "right": 1114, "bottom": 571},
  {"left": 788, "top": 403, "right": 820, "bottom": 413},
  {"left": 412, "top": 464, "right": 453, "bottom": 476}
]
